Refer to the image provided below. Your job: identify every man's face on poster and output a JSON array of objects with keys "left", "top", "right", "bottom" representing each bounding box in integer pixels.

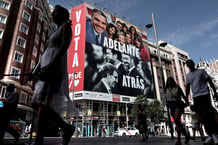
[
  {"left": 108, "top": 71, "right": 118, "bottom": 88},
  {"left": 121, "top": 54, "right": 131, "bottom": 70},
  {"left": 116, "top": 22, "right": 122, "bottom": 31},
  {"left": 91, "top": 12, "right": 107, "bottom": 34},
  {"left": 110, "top": 14, "right": 116, "bottom": 23}
]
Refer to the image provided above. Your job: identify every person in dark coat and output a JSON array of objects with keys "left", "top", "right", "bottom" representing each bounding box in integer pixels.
[{"left": 137, "top": 104, "right": 148, "bottom": 141}]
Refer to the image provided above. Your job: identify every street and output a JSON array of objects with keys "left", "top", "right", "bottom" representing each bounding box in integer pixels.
[{"left": 4, "top": 136, "right": 205, "bottom": 145}]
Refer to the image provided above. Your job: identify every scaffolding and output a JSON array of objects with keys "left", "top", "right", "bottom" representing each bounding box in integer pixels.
[{"left": 97, "top": 101, "right": 109, "bottom": 137}]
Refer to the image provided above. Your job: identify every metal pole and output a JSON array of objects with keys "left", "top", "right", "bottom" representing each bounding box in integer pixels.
[
  {"left": 0, "top": 73, "right": 31, "bottom": 77},
  {"left": 72, "top": 68, "right": 75, "bottom": 100},
  {"left": 151, "top": 13, "right": 174, "bottom": 138},
  {"left": 125, "top": 103, "right": 128, "bottom": 128}
]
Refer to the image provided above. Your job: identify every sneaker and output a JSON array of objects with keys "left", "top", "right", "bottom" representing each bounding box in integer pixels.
[
  {"left": 184, "top": 135, "right": 190, "bottom": 145},
  {"left": 28, "top": 141, "right": 42, "bottom": 145},
  {"left": 203, "top": 136, "right": 213, "bottom": 145},
  {"left": 201, "top": 137, "right": 206, "bottom": 141},
  {"left": 14, "top": 134, "right": 20, "bottom": 144},
  {"left": 140, "top": 138, "right": 146, "bottom": 142},
  {"left": 62, "top": 125, "right": 75, "bottom": 145},
  {"left": 175, "top": 140, "right": 182, "bottom": 145},
  {"left": 213, "top": 134, "right": 218, "bottom": 145}
]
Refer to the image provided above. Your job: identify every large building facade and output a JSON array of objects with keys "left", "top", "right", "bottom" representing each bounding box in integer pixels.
[
  {"left": 68, "top": 3, "right": 193, "bottom": 137},
  {"left": 0, "top": 0, "right": 54, "bottom": 121}
]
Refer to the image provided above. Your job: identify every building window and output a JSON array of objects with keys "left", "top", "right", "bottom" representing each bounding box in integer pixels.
[
  {"left": 0, "top": 86, "right": 7, "bottom": 98},
  {"left": 35, "top": 34, "right": 39, "bottom": 44},
  {"left": 10, "top": 67, "right": 21, "bottom": 79},
  {"left": 30, "top": 60, "right": 35, "bottom": 69},
  {"left": 0, "top": 13, "right": 7, "bottom": 24},
  {"left": 25, "top": 0, "right": 33, "bottom": 10},
  {"left": 0, "top": 29, "right": 4, "bottom": 39},
  {"left": 40, "top": 44, "right": 44, "bottom": 52},
  {"left": 14, "top": 51, "right": 24, "bottom": 63},
  {"left": 20, "top": 92, "right": 27, "bottom": 104},
  {"left": 37, "top": 23, "right": 41, "bottom": 32},
  {"left": 17, "top": 37, "right": 26, "bottom": 48},
  {"left": 22, "top": 10, "right": 31, "bottom": 22},
  {"left": 20, "top": 23, "right": 29, "bottom": 34},
  {"left": 0, "top": 1, "right": 10, "bottom": 10},
  {"left": 32, "top": 47, "right": 37, "bottom": 57}
]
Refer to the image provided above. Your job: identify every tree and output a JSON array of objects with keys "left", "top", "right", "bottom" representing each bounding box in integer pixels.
[
  {"left": 131, "top": 95, "right": 164, "bottom": 124},
  {"left": 131, "top": 95, "right": 148, "bottom": 121},
  {"left": 147, "top": 100, "right": 164, "bottom": 123}
]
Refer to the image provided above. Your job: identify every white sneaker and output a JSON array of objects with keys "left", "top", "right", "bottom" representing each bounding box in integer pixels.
[
  {"left": 203, "top": 136, "right": 213, "bottom": 145},
  {"left": 213, "top": 134, "right": 218, "bottom": 145}
]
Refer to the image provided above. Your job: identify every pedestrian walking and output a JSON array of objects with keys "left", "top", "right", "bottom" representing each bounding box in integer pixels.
[
  {"left": 137, "top": 104, "right": 148, "bottom": 141},
  {"left": 165, "top": 77, "right": 189, "bottom": 145},
  {"left": 185, "top": 59, "right": 218, "bottom": 145},
  {"left": 0, "top": 84, "right": 20, "bottom": 145},
  {"left": 30, "top": 5, "right": 75, "bottom": 145}
]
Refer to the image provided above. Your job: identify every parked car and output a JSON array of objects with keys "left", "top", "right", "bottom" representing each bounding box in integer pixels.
[{"left": 114, "top": 127, "right": 139, "bottom": 137}]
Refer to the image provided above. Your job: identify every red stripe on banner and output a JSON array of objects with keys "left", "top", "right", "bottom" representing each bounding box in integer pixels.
[{"left": 68, "top": 3, "right": 87, "bottom": 92}]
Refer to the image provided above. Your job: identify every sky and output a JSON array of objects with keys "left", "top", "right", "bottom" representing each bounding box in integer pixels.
[{"left": 48, "top": 0, "right": 218, "bottom": 63}]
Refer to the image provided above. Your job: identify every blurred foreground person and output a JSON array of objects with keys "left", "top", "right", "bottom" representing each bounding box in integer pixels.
[
  {"left": 186, "top": 59, "right": 218, "bottom": 145},
  {"left": 0, "top": 84, "right": 20, "bottom": 145},
  {"left": 190, "top": 105, "right": 205, "bottom": 141},
  {"left": 31, "top": 5, "right": 76, "bottom": 145},
  {"left": 166, "top": 77, "right": 189, "bottom": 145}
]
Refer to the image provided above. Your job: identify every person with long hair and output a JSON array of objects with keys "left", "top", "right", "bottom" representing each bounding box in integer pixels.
[
  {"left": 134, "top": 35, "right": 150, "bottom": 62},
  {"left": 106, "top": 23, "right": 117, "bottom": 39},
  {"left": 165, "top": 77, "right": 189, "bottom": 145},
  {"left": 31, "top": 5, "right": 75, "bottom": 145},
  {"left": 129, "top": 25, "right": 137, "bottom": 44}
]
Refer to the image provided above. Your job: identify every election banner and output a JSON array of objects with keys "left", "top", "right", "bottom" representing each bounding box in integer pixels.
[{"left": 68, "top": 3, "right": 154, "bottom": 98}]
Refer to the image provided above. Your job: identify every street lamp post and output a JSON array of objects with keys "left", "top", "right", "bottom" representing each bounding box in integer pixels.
[{"left": 146, "top": 13, "right": 174, "bottom": 138}]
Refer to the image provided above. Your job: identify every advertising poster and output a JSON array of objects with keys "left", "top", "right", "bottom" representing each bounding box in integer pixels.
[{"left": 83, "top": 5, "right": 154, "bottom": 98}]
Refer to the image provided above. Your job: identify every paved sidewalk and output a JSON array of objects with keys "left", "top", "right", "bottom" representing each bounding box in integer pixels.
[{"left": 4, "top": 136, "right": 205, "bottom": 145}]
